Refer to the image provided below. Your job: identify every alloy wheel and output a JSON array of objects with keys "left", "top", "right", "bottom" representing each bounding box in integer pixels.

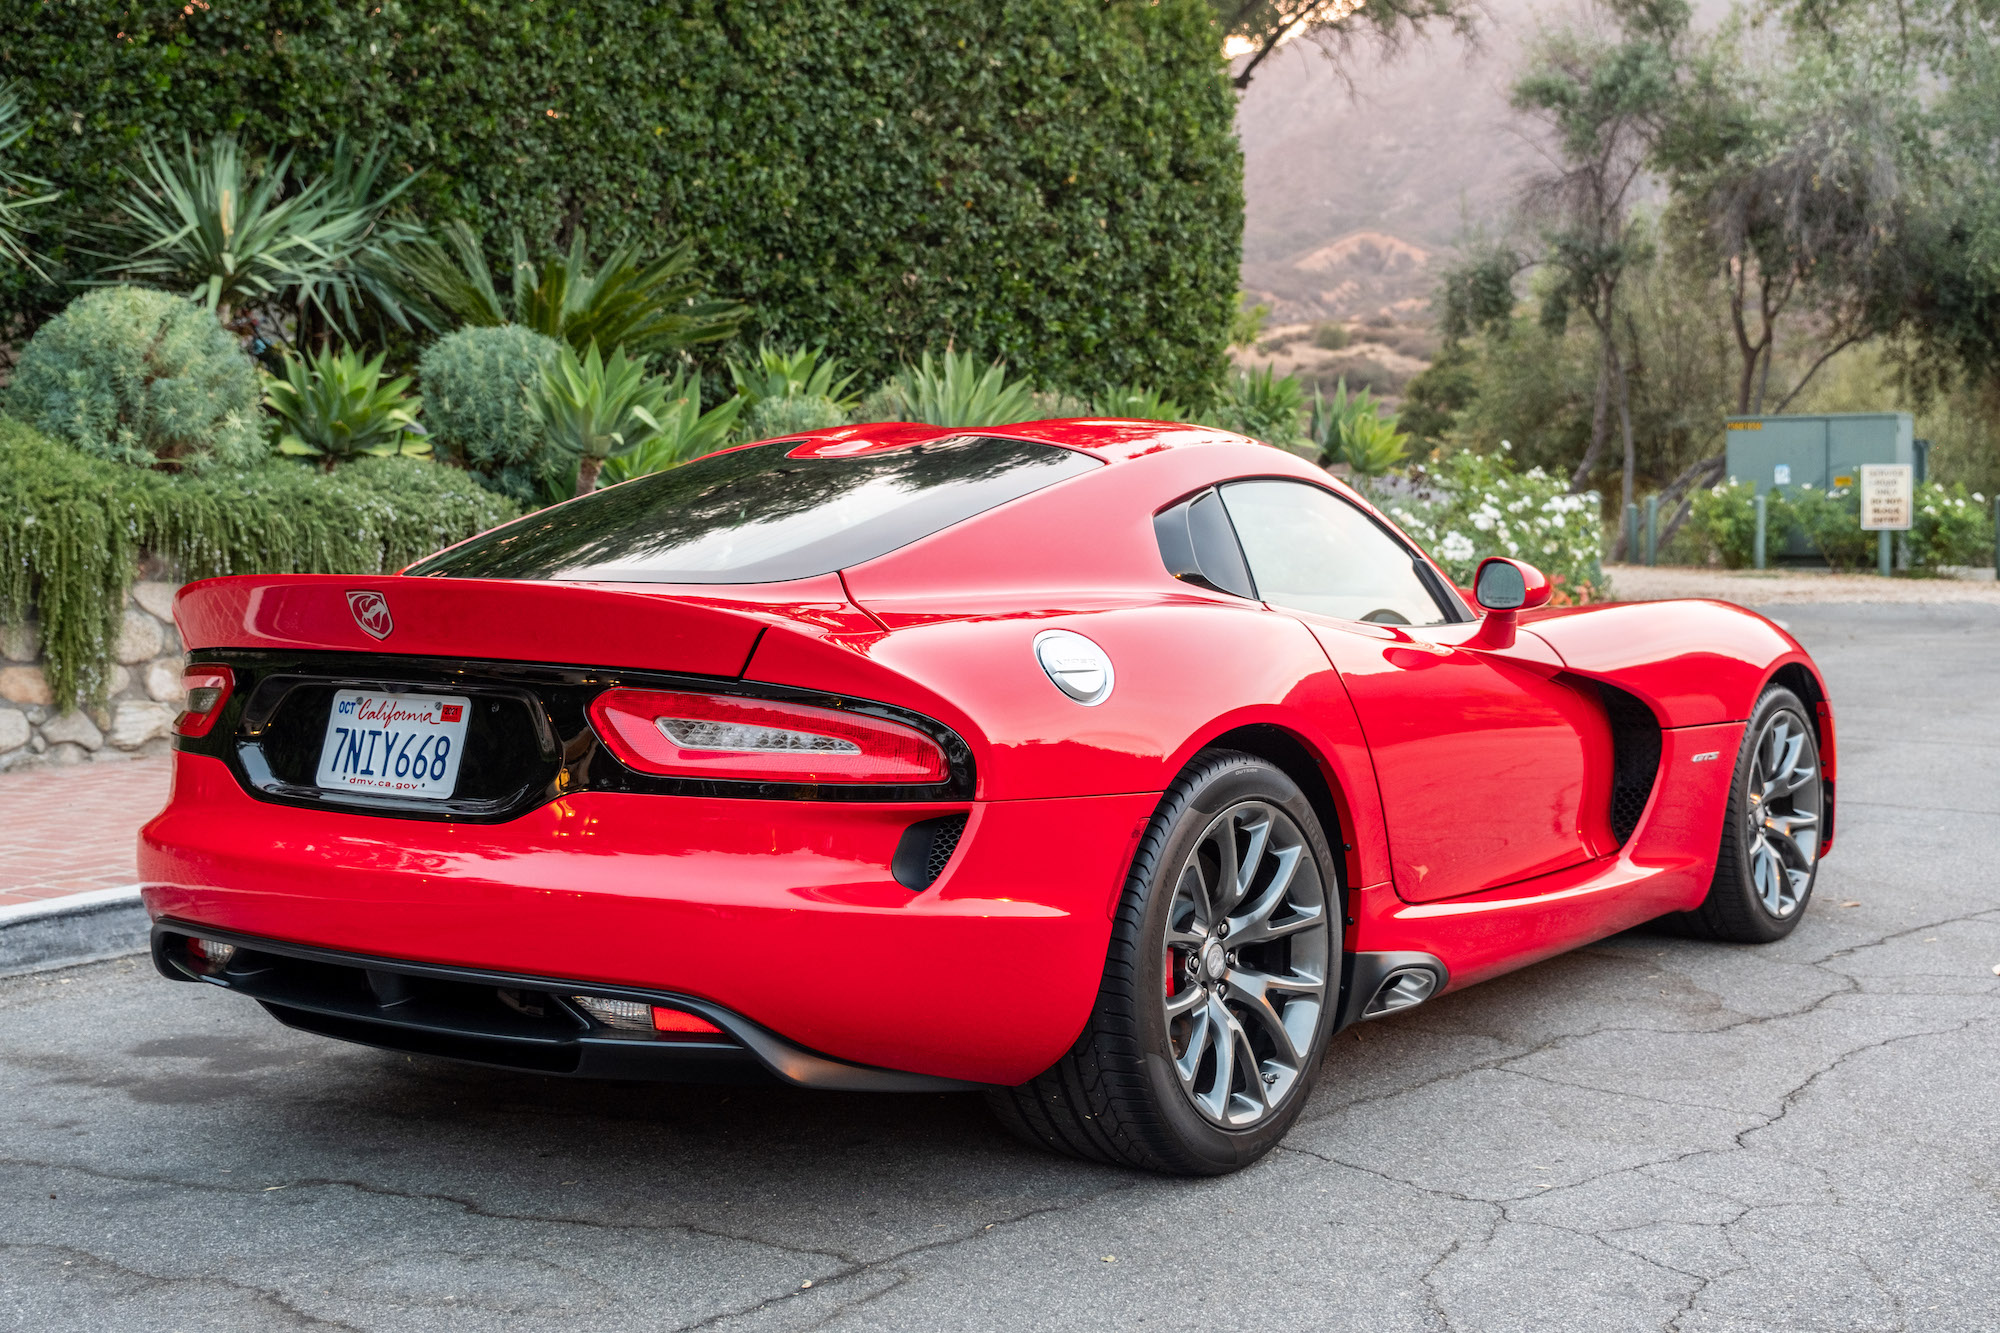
[
  {"left": 1161, "top": 800, "right": 1329, "bottom": 1128},
  {"left": 1743, "top": 709, "right": 1822, "bottom": 919}
]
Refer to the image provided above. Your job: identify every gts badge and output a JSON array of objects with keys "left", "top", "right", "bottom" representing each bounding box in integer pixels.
[{"left": 1691, "top": 751, "right": 1722, "bottom": 763}]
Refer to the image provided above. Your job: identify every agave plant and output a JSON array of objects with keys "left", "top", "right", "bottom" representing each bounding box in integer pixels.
[
  {"left": 392, "top": 220, "right": 745, "bottom": 356},
  {"left": 1308, "top": 379, "right": 1408, "bottom": 476},
  {"left": 266, "top": 345, "right": 429, "bottom": 470},
  {"left": 1089, "top": 383, "right": 1188, "bottom": 422},
  {"left": 0, "top": 81, "right": 56, "bottom": 277},
  {"left": 1207, "top": 365, "right": 1305, "bottom": 446},
  {"left": 526, "top": 342, "right": 678, "bottom": 496},
  {"left": 879, "top": 348, "right": 1038, "bottom": 428},
  {"left": 97, "top": 134, "right": 421, "bottom": 336},
  {"left": 727, "top": 342, "right": 860, "bottom": 410},
  {"left": 598, "top": 370, "right": 748, "bottom": 486}
]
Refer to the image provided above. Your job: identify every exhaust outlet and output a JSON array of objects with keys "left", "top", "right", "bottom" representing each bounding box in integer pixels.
[{"left": 1341, "top": 952, "right": 1449, "bottom": 1028}]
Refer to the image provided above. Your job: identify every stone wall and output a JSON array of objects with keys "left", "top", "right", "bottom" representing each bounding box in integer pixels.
[{"left": 0, "top": 581, "right": 186, "bottom": 770}]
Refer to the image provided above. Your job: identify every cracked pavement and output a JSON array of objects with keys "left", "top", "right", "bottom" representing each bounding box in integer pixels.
[{"left": 2, "top": 601, "right": 1997, "bottom": 1331}]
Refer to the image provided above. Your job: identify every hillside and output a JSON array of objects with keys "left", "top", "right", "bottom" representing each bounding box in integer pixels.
[{"left": 1234, "top": 3, "right": 1545, "bottom": 324}]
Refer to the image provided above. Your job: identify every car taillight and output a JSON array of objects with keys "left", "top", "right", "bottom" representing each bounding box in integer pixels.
[
  {"left": 587, "top": 688, "right": 948, "bottom": 784},
  {"left": 175, "top": 666, "right": 235, "bottom": 738}
]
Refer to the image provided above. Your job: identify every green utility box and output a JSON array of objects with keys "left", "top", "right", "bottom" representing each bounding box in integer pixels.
[{"left": 1724, "top": 412, "right": 1915, "bottom": 557}]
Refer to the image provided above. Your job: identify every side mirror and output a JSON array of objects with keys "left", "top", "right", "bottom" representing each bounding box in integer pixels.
[{"left": 1469, "top": 557, "right": 1552, "bottom": 649}]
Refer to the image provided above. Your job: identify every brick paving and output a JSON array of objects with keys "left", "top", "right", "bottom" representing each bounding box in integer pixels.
[{"left": 0, "top": 757, "right": 169, "bottom": 908}]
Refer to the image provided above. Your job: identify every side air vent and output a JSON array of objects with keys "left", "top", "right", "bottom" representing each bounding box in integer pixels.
[
  {"left": 891, "top": 814, "right": 969, "bottom": 891},
  {"left": 1599, "top": 683, "right": 1663, "bottom": 845}
]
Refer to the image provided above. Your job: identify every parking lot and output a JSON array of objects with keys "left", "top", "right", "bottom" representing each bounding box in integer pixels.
[{"left": 3, "top": 600, "right": 1997, "bottom": 1332}]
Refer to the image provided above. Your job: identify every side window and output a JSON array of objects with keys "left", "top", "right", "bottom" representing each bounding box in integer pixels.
[
  {"left": 1153, "top": 490, "right": 1255, "bottom": 599},
  {"left": 1218, "top": 479, "right": 1449, "bottom": 625}
]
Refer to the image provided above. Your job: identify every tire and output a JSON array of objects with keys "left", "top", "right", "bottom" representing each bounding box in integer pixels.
[
  {"left": 1679, "top": 685, "right": 1825, "bottom": 943},
  {"left": 986, "top": 750, "right": 1341, "bottom": 1175}
]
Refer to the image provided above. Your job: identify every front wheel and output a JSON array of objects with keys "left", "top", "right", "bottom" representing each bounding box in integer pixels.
[
  {"left": 1680, "top": 685, "right": 1825, "bottom": 943},
  {"left": 986, "top": 751, "right": 1340, "bottom": 1175}
]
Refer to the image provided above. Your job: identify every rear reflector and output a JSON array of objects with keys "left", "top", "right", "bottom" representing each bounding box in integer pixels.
[
  {"left": 588, "top": 688, "right": 947, "bottom": 784},
  {"left": 175, "top": 666, "right": 235, "bottom": 738},
  {"left": 651, "top": 1006, "right": 724, "bottom": 1035}
]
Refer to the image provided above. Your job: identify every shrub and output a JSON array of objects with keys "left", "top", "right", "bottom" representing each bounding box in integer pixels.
[
  {"left": 98, "top": 135, "right": 420, "bottom": 338},
  {"left": 600, "top": 373, "right": 748, "bottom": 483},
  {"left": 5, "top": 0, "right": 1239, "bottom": 404},
  {"left": 393, "top": 220, "right": 745, "bottom": 356},
  {"left": 1090, "top": 384, "right": 1188, "bottom": 421},
  {"left": 0, "top": 416, "right": 518, "bottom": 707},
  {"left": 1687, "top": 478, "right": 1761, "bottom": 569},
  {"left": 0, "top": 80, "right": 55, "bottom": 277},
  {"left": 1387, "top": 448, "right": 1605, "bottom": 603},
  {"left": 419, "top": 325, "right": 566, "bottom": 503},
  {"left": 1306, "top": 379, "right": 1407, "bottom": 475},
  {"left": 742, "top": 394, "right": 846, "bottom": 440},
  {"left": 1311, "top": 322, "right": 1349, "bottom": 351},
  {"left": 526, "top": 343, "right": 677, "bottom": 495},
  {"left": 1912, "top": 482, "right": 1995, "bottom": 568},
  {"left": 5, "top": 286, "right": 262, "bottom": 470},
  {"left": 875, "top": 350, "right": 1039, "bottom": 428},
  {"left": 1786, "top": 484, "right": 1872, "bottom": 572},
  {"left": 266, "top": 345, "right": 428, "bottom": 469},
  {"left": 728, "top": 344, "right": 860, "bottom": 411},
  {"left": 1205, "top": 366, "right": 1304, "bottom": 447}
]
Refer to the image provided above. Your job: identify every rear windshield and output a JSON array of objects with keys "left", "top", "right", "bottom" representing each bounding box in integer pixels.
[{"left": 406, "top": 435, "right": 1100, "bottom": 585}]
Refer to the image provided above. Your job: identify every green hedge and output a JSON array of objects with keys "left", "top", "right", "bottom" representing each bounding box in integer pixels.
[
  {"left": 0, "top": 417, "right": 521, "bottom": 709},
  {"left": 0, "top": 0, "right": 1241, "bottom": 404}
]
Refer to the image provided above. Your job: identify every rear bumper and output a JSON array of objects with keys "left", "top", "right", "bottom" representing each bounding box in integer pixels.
[
  {"left": 140, "top": 753, "right": 1158, "bottom": 1086},
  {"left": 151, "top": 921, "right": 977, "bottom": 1090}
]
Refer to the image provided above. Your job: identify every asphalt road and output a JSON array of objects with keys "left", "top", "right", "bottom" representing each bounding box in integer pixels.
[{"left": 4, "top": 602, "right": 1997, "bottom": 1332}]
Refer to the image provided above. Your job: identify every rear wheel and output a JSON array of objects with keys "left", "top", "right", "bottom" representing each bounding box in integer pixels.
[
  {"left": 986, "top": 751, "right": 1339, "bottom": 1174},
  {"left": 1681, "top": 686, "right": 1824, "bottom": 943}
]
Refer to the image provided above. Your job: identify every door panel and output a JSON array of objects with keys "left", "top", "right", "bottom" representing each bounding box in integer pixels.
[{"left": 1307, "top": 618, "right": 1613, "bottom": 903}]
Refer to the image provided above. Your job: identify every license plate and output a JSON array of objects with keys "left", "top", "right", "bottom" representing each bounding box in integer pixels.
[{"left": 316, "top": 690, "right": 472, "bottom": 800}]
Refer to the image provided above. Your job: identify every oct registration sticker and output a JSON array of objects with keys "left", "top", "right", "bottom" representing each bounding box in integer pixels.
[{"left": 315, "top": 690, "right": 472, "bottom": 799}]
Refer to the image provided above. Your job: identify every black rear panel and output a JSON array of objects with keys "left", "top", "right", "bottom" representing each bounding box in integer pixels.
[{"left": 180, "top": 650, "right": 974, "bottom": 823}]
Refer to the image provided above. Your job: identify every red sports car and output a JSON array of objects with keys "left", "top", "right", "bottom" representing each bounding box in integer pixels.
[{"left": 141, "top": 420, "right": 1833, "bottom": 1174}]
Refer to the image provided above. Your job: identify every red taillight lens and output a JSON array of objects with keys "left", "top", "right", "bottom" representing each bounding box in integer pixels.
[
  {"left": 588, "top": 688, "right": 947, "bottom": 784},
  {"left": 175, "top": 666, "right": 235, "bottom": 738},
  {"left": 652, "top": 1006, "right": 724, "bottom": 1035}
]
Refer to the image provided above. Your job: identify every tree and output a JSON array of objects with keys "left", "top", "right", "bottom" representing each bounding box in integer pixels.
[
  {"left": 1660, "top": 38, "right": 1917, "bottom": 418},
  {"left": 1510, "top": 0, "right": 1690, "bottom": 527},
  {"left": 1214, "top": 0, "right": 1478, "bottom": 89}
]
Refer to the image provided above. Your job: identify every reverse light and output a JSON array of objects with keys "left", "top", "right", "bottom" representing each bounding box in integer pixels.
[
  {"left": 588, "top": 688, "right": 947, "bottom": 784},
  {"left": 186, "top": 937, "right": 236, "bottom": 973},
  {"left": 571, "top": 995, "right": 652, "bottom": 1031},
  {"left": 174, "top": 665, "right": 235, "bottom": 738}
]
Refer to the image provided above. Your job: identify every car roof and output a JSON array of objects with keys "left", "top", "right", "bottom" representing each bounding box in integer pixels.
[{"left": 767, "top": 418, "right": 1264, "bottom": 465}]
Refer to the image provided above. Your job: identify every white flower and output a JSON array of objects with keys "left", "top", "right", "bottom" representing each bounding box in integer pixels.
[
  {"left": 1501, "top": 440, "right": 1513, "bottom": 451},
  {"left": 1441, "top": 532, "right": 1475, "bottom": 561},
  {"left": 1472, "top": 512, "right": 1495, "bottom": 532}
]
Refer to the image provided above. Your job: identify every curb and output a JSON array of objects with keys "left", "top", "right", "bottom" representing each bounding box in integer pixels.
[{"left": 0, "top": 886, "right": 149, "bottom": 978}]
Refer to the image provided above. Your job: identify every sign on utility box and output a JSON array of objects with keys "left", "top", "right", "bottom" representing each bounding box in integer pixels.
[
  {"left": 1859, "top": 463, "right": 1913, "bottom": 577},
  {"left": 1859, "top": 465, "right": 1912, "bottom": 531}
]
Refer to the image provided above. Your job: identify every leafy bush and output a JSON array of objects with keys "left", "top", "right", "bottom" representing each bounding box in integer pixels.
[
  {"left": 1090, "top": 384, "right": 1188, "bottom": 421},
  {"left": 5, "top": 286, "right": 262, "bottom": 470},
  {"left": 527, "top": 343, "right": 677, "bottom": 495},
  {"left": 1912, "top": 482, "right": 1995, "bottom": 567},
  {"left": 729, "top": 344, "right": 860, "bottom": 411},
  {"left": 1311, "top": 322, "right": 1349, "bottom": 351},
  {"left": 1387, "top": 448, "right": 1605, "bottom": 602},
  {"left": 600, "top": 373, "right": 748, "bottom": 484},
  {"left": 1786, "top": 485, "right": 1873, "bottom": 572},
  {"left": 418, "top": 325, "right": 566, "bottom": 504},
  {"left": 0, "top": 81, "right": 55, "bottom": 277},
  {"left": 266, "top": 345, "right": 428, "bottom": 469},
  {"left": 1206, "top": 366, "right": 1304, "bottom": 447},
  {"left": 875, "top": 350, "right": 1038, "bottom": 428},
  {"left": 0, "top": 416, "right": 518, "bottom": 707},
  {"left": 97, "top": 135, "right": 419, "bottom": 337},
  {"left": 4, "top": 0, "right": 1238, "bottom": 403},
  {"left": 1687, "top": 478, "right": 1762, "bottom": 568},
  {"left": 393, "top": 221, "right": 745, "bottom": 356},
  {"left": 742, "top": 394, "right": 846, "bottom": 440},
  {"left": 1307, "top": 379, "right": 1407, "bottom": 475}
]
